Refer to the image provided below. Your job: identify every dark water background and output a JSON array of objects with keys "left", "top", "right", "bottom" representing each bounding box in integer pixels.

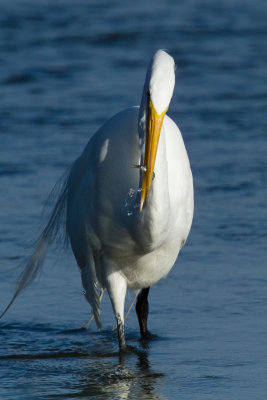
[{"left": 0, "top": 0, "right": 267, "bottom": 399}]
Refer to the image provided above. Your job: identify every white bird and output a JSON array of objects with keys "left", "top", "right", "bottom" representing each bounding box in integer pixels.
[{"left": 1, "top": 50, "right": 194, "bottom": 350}]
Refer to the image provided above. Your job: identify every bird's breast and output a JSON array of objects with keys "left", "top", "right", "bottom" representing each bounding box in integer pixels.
[{"left": 67, "top": 107, "right": 193, "bottom": 289}]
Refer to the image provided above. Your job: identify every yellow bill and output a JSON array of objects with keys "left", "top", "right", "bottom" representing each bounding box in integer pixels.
[{"left": 140, "top": 100, "right": 168, "bottom": 211}]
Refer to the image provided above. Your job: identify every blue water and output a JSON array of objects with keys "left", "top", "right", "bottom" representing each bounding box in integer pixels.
[{"left": 1, "top": 0, "right": 267, "bottom": 399}]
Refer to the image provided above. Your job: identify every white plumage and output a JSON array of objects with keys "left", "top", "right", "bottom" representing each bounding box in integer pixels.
[{"left": 1, "top": 50, "right": 193, "bottom": 350}]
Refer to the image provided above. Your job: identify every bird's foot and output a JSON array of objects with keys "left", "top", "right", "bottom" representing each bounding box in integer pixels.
[
  {"left": 141, "top": 329, "right": 157, "bottom": 340},
  {"left": 139, "top": 330, "right": 157, "bottom": 348}
]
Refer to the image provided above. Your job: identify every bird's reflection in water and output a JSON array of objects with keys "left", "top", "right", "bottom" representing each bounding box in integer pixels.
[{"left": 71, "top": 346, "right": 165, "bottom": 400}]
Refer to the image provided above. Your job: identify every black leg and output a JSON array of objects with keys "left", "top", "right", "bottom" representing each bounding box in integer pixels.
[
  {"left": 116, "top": 314, "right": 126, "bottom": 350},
  {"left": 136, "top": 287, "right": 150, "bottom": 337}
]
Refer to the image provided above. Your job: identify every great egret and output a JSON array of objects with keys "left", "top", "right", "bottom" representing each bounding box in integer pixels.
[{"left": 1, "top": 50, "right": 194, "bottom": 350}]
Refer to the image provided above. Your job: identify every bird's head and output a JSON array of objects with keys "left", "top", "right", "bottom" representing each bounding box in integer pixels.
[{"left": 139, "top": 50, "right": 175, "bottom": 211}]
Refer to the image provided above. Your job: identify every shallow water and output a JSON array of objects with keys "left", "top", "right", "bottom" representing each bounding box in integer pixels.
[{"left": 1, "top": 0, "right": 267, "bottom": 399}]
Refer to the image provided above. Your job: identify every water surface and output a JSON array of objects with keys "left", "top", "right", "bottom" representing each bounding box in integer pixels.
[{"left": 1, "top": 0, "right": 267, "bottom": 399}]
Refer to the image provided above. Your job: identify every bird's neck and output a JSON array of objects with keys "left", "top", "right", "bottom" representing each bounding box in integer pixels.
[{"left": 133, "top": 121, "right": 171, "bottom": 252}]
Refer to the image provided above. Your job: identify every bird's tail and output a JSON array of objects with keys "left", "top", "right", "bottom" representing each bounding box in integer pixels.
[{"left": 0, "top": 174, "right": 69, "bottom": 319}]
